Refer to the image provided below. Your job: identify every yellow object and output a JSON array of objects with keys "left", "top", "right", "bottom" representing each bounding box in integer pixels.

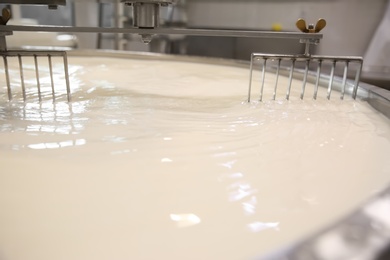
[{"left": 272, "top": 23, "right": 283, "bottom": 31}]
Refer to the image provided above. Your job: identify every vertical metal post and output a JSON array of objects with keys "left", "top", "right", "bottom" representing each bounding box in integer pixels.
[
  {"left": 304, "top": 41, "right": 311, "bottom": 57},
  {"left": 3, "top": 55, "right": 12, "bottom": 101},
  {"left": 63, "top": 53, "right": 71, "bottom": 102},
  {"left": 352, "top": 61, "right": 363, "bottom": 100},
  {"left": 327, "top": 60, "right": 336, "bottom": 100},
  {"left": 0, "top": 36, "right": 7, "bottom": 52},
  {"left": 286, "top": 59, "right": 295, "bottom": 100},
  {"left": 273, "top": 59, "right": 281, "bottom": 100},
  {"left": 248, "top": 54, "right": 254, "bottom": 102},
  {"left": 48, "top": 55, "right": 56, "bottom": 100},
  {"left": 114, "top": 0, "right": 124, "bottom": 50},
  {"left": 300, "top": 59, "right": 310, "bottom": 99},
  {"left": 313, "top": 60, "right": 322, "bottom": 100},
  {"left": 34, "top": 55, "right": 41, "bottom": 102},
  {"left": 340, "top": 61, "right": 349, "bottom": 100},
  {"left": 18, "top": 54, "right": 26, "bottom": 101},
  {"left": 1, "top": 34, "right": 12, "bottom": 101},
  {"left": 259, "top": 58, "right": 267, "bottom": 102}
]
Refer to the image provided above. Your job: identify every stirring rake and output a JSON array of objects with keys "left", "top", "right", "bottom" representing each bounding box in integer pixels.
[
  {"left": 248, "top": 19, "right": 363, "bottom": 102},
  {"left": 0, "top": 8, "right": 71, "bottom": 102}
]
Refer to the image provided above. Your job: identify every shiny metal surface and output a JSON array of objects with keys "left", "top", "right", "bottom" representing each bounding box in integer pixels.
[
  {"left": 132, "top": 3, "right": 160, "bottom": 28},
  {"left": 123, "top": 0, "right": 173, "bottom": 29},
  {"left": 264, "top": 186, "right": 390, "bottom": 260},
  {"left": 121, "top": 0, "right": 174, "bottom": 43},
  {"left": 248, "top": 53, "right": 363, "bottom": 102},
  {"left": 0, "top": 25, "right": 323, "bottom": 41}
]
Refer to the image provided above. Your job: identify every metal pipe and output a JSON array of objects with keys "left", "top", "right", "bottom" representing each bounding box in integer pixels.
[{"left": 0, "top": 25, "right": 324, "bottom": 41}]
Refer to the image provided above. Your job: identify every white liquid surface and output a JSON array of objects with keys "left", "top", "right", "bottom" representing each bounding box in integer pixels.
[{"left": 0, "top": 56, "right": 390, "bottom": 260}]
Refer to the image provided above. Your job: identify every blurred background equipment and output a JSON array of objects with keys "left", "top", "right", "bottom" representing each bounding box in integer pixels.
[{"left": 0, "top": 0, "right": 388, "bottom": 89}]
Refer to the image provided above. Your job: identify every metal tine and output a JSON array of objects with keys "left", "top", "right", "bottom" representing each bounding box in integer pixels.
[
  {"left": 327, "top": 60, "right": 336, "bottom": 100},
  {"left": 301, "top": 59, "right": 310, "bottom": 99},
  {"left": 353, "top": 62, "right": 362, "bottom": 99},
  {"left": 248, "top": 54, "right": 255, "bottom": 102},
  {"left": 48, "top": 55, "right": 55, "bottom": 100},
  {"left": 273, "top": 58, "right": 281, "bottom": 100},
  {"left": 63, "top": 53, "right": 71, "bottom": 102},
  {"left": 259, "top": 58, "right": 267, "bottom": 101},
  {"left": 340, "top": 61, "right": 349, "bottom": 100},
  {"left": 18, "top": 54, "right": 26, "bottom": 101},
  {"left": 313, "top": 60, "right": 322, "bottom": 100},
  {"left": 33, "top": 54, "right": 41, "bottom": 102},
  {"left": 3, "top": 55, "right": 12, "bottom": 101},
  {"left": 286, "top": 59, "right": 295, "bottom": 100}
]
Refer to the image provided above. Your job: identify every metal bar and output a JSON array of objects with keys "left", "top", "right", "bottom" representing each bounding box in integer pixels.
[
  {"left": 0, "top": 25, "right": 323, "bottom": 40},
  {"left": 3, "top": 56, "right": 12, "bottom": 101},
  {"left": 273, "top": 59, "right": 281, "bottom": 100},
  {"left": 1, "top": 50, "right": 68, "bottom": 57},
  {"left": 18, "top": 54, "right": 26, "bottom": 101},
  {"left": 340, "top": 61, "right": 349, "bottom": 100},
  {"left": 63, "top": 53, "right": 71, "bottom": 102},
  {"left": 114, "top": 1, "right": 123, "bottom": 50},
  {"left": 48, "top": 55, "right": 55, "bottom": 100},
  {"left": 301, "top": 59, "right": 309, "bottom": 99},
  {"left": 353, "top": 62, "right": 363, "bottom": 100},
  {"left": 1, "top": 0, "right": 66, "bottom": 5},
  {"left": 286, "top": 59, "right": 295, "bottom": 100},
  {"left": 304, "top": 42, "right": 310, "bottom": 56},
  {"left": 97, "top": 2, "right": 104, "bottom": 49},
  {"left": 251, "top": 53, "right": 362, "bottom": 62},
  {"left": 259, "top": 58, "right": 267, "bottom": 102},
  {"left": 327, "top": 60, "right": 336, "bottom": 100},
  {"left": 311, "top": 56, "right": 362, "bottom": 62},
  {"left": 0, "top": 35, "right": 8, "bottom": 52},
  {"left": 248, "top": 54, "right": 254, "bottom": 102},
  {"left": 313, "top": 60, "right": 322, "bottom": 100},
  {"left": 34, "top": 55, "right": 41, "bottom": 102}
]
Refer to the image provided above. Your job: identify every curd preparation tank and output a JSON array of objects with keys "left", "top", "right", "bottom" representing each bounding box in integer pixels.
[{"left": 0, "top": 50, "right": 389, "bottom": 260}]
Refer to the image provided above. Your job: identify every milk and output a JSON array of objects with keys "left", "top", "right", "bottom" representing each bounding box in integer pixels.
[{"left": 0, "top": 56, "right": 389, "bottom": 260}]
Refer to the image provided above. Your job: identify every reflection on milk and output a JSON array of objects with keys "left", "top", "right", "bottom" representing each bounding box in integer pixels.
[
  {"left": 248, "top": 222, "right": 280, "bottom": 233},
  {"left": 228, "top": 182, "right": 257, "bottom": 202},
  {"left": 223, "top": 163, "right": 279, "bottom": 231},
  {"left": 170, "top": 214, "right": 202, "bottom": 228},
  {"left": 161, "top": 157, "right": 173, "bottom": 163},
  {"left": 28, "top": 139, "right": 86, "bottom": 149},
  {"left": 0, "top": 56, "right": 389, "bottom": 260}
]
